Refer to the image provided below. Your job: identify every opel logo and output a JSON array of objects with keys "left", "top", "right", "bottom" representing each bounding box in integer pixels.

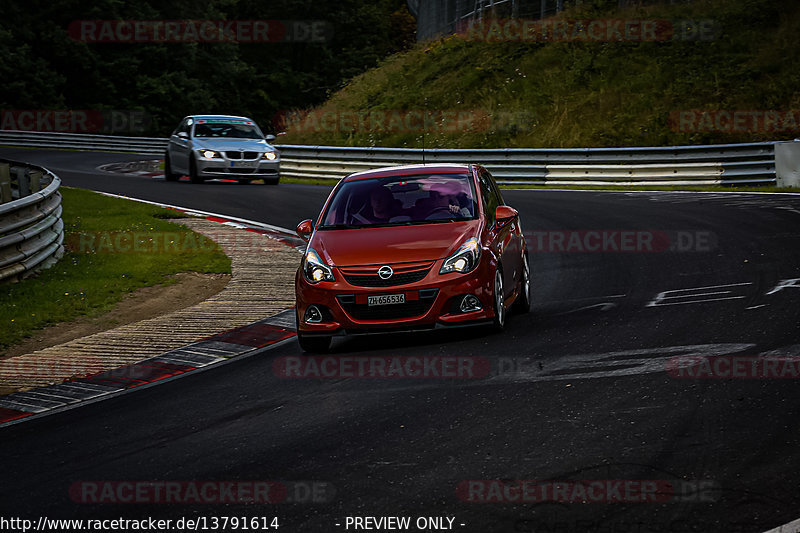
[{"left": 378, "top": 266, "right": 394, "bottom": 279}]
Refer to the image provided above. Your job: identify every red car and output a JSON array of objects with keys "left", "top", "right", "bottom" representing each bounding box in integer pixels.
[{"left": 294, "top": 163, "right": 530, "bottom": 352}]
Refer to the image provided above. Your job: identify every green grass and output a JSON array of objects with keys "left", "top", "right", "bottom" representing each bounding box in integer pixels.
[
  {"left": 280, "top": 0, "right": 800, "bottom": 149},
  {"left": 1, "top": 187, "right": 231, "bottom": 351}
]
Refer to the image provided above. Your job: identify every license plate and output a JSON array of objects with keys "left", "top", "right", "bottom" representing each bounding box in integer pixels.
[
  {"left": 230, "top": 160, "right": 257, "bottom": 168},
  {"left": 368, "top": 294, "right": 405, "bottom": 306}
]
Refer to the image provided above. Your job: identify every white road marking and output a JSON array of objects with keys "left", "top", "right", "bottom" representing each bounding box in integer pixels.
[
  {"left": 94, "top": 191, "right": 297, "bottom": 235},
  {"left": 762, "top": 517, "right": 800, "bottom": 533},
  {"left": 766, "top": 278, "right": 800, "bottom": 295},
  {"left": 646, "top": 283, "right": 752, "bottom": 307}
]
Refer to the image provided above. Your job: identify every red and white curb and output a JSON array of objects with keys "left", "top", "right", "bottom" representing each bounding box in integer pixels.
[
  {"left": 0, "top": 198, "right": 305, "bottom": 428},
  {"left": 0, "top": 310, "right": 298, "bottom": 427}
]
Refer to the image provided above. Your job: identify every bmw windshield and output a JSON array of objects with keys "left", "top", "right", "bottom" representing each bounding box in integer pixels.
[
  {"left": 192, "top": 121, "right": 264, "bottom": 139},
  {"left": 319, "top": 173, "right": 478, "bottom": 229}
]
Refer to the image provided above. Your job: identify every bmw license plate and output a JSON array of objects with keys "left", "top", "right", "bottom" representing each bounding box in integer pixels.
[
  {"left": 230, "top": 161, "right": 257, "bottom": 168},
  {"left": 367, "top": 294, "right": 405, "bottom": 306}
]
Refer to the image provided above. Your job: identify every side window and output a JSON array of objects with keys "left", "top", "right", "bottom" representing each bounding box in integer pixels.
[
  {"left": 487, "top": 170, "right": 505, "bottom": 206},
  {"left": 175, "top": 119, "right": 192, "bottom": 137},
  {"left": 478, "top": 169, "right": 500, "bottom": 225}
]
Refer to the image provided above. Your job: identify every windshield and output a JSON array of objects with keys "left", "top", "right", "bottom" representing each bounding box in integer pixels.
[
  {"left": 319, "top": 173, "right": 477, "bottom": 229},
  {"left": 192, "top": 121, "right": 263, "bottom": 139}
]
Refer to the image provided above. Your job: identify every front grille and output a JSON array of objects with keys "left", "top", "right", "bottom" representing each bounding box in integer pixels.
[
  {"left": 343, "top": 270, "right": 428, "bottom": 287},
  {"left": 340, "top": 262, "right": 433, "bottom": 288},
  {"left": 225, "top": 151, "right": 260, "bottom": 160},
  {"left": 337, "top": 289, "right": 438, "bottom": 321}
]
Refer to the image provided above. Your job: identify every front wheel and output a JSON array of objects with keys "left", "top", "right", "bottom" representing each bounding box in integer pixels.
[
  {"left": 164, "top": 151, "right": 179, "bottom": 181},
  {"left": 491, "top": 267, "right": 506, "bottom": 332},
  {"left": 512, "top": 253, "right": 531, "bottom": 314},
  {"left": 189, "top": 156, "right": 205, "bottom": 184},
  {"left": 238, "top": 179, "right": 252, "bottom": 184}
]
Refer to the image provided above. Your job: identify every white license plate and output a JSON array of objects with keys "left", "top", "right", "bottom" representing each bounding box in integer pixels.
[
  {"left": 367, "top": 294, "right": 405, "bottom": 306},
  {"left": 230, "top": 160, "right": 257, "bottom": 168}
]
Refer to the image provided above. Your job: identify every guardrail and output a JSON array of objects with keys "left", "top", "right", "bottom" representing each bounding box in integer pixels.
[
  {"left": 0, "top": 130, "right": 168, "bottom": 155},
  {"left": 0, "top": 130, "right": 796, "bottom": 186},
  {"left": 0, "top": 159, "right": 64, "bottom": 282},
  {"left": 276, "top": 142, "right": 782, "bottom": 186}
]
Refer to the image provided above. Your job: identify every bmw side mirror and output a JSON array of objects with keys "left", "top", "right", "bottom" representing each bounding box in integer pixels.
[
  {"left": 495, "top": 205, "right": 518, "bottom": 228},
  {"left": 265, "top": 134, "right": 277, "bottom": 143},
  {"left": 177, "top": 131, "right": 189, "bottom": 139},
  {"left": 296, "top": 219, "right": 314, "bottom": 241}
]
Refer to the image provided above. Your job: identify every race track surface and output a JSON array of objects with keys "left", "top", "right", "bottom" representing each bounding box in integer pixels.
[{"left": 1, "top": 148, "right": 799, "bottom": 532}]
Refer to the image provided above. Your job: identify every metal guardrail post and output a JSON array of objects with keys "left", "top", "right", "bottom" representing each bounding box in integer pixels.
[
  {"left": 0, "top": 163, "right": 11, "bottom": 204},
  {"left": 29, "top": 170, "right": 42, "bottom": 193},
  {"left": 16, "top": 167, "right": 30, "bottom": 197}
]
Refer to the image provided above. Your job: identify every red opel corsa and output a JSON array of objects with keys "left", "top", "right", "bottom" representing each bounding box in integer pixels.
[{"left": 294, "top": 163, "right": 530, "bottom": 352}]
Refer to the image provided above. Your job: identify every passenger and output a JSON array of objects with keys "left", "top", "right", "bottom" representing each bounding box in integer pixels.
[{"left": 425, "top": 183, "right": 472, "bottom": 218}]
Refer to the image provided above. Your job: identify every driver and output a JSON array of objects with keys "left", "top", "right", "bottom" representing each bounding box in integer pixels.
[{"left": 425, "top": 182, "right": 471, "bottom": 218}]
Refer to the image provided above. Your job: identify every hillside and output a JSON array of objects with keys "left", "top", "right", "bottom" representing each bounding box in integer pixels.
[{"left": 278, "top": 0, "right": 800, "bottom": 148}]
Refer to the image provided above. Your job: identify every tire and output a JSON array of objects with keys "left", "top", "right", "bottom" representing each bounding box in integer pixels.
[
  {"left": 491, "top": 267, "right": 506, "bottom": 332},
  {"left": 238, "top": 179, "right": 252, "bottom": 184},
  {"left": 263, "top": 176, "right": 279, "bottom": 185},
  {"left": 164, "top": 151, "right": 179, "bottom": 181},
  {"left": 189, "top": 156, "right": 205, "bottom": 184},
  {"left": 512, "top": 253, "right": 531, "bottom": 314}
]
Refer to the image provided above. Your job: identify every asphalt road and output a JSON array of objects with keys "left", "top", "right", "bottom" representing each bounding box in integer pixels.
[{"left": 1, "top": 148, "right": 800, "bottom": 532}]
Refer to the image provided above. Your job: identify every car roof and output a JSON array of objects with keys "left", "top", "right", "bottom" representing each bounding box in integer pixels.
[{"left": 345, "top": 163, "right": 474, "bottom": 181}]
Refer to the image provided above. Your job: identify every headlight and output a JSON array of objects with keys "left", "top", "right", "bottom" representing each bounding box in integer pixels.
[
  {"left": 303, "top": 248, "right": 335, "bottom": 283},
  {"left": 263, "top": 151, "right": 277, "bottom": 160},
  {"left": 440, "top": 237, "right": 480, "bottom": 274},
  {"left": 201, "top": 150, "right": 219, "bottom": 159}
]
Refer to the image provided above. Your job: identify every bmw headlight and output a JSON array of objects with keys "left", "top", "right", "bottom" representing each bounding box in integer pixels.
[
  {"left": 200, "top": 150, "right": 219, "bottom": 159},
  {"left": 440, "top": 237, "right": 480, "bottom": 274},
  {"left": 263, "top": 151, "right": 277, "bottom": 160},
  {"left": 303, "top": 248, "right": 335, "bottom": 283}
]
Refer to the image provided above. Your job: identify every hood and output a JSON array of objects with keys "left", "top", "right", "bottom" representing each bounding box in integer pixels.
[
  {"left": 310, "top": 220, "right": 480, "bottom": 267},
  {"left": 192, "top": 138, "right": 274, "bottom": 152}
]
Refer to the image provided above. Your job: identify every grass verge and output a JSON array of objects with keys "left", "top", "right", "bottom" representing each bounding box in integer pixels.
[{"left": 1, "top": 187, "right": 232, "bottom": 351}]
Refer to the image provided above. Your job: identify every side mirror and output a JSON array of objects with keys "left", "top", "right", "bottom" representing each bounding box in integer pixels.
[
  {"left": 494, "top": 205, "right": 518, "bottom": 227},
  {"left": 265, "top": 134, "right": 277, "bottom": 143},
  {"left": 177, "top": 131, "right": 189, "bottom": 139},
  {"left": 296, "top": 219, "right": 314, "bottom": 241}
]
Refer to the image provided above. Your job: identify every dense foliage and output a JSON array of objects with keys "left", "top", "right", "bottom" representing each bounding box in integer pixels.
[{"left": 0, "top": 0, "right": 415, "bottom": 135}]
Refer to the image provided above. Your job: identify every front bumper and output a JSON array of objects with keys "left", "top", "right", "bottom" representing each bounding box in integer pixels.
[
  {"left": 195, "top": 155, "right": 279, "bottom": 179},
  {"left": 295, "top": 257, "right": 497, "bottom": 336}
]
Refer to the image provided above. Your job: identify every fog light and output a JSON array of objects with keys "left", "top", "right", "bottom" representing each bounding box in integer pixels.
[
  {"left": 304, "top": 305, "right": 323, "bottom": 323},
  {"left": 460, "top": 294, "right": 482, "bottom": 313}
]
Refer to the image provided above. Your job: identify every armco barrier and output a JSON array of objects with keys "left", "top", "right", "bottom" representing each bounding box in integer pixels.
[
  {"left": 0, "top": 130, "right": 795, "bottom": 186},
  {"left": 276, "top": 142, "right": 781, "bottom": 186},
  {"left": 0, "top": 159, "right": 64, "bottom": 282}
]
